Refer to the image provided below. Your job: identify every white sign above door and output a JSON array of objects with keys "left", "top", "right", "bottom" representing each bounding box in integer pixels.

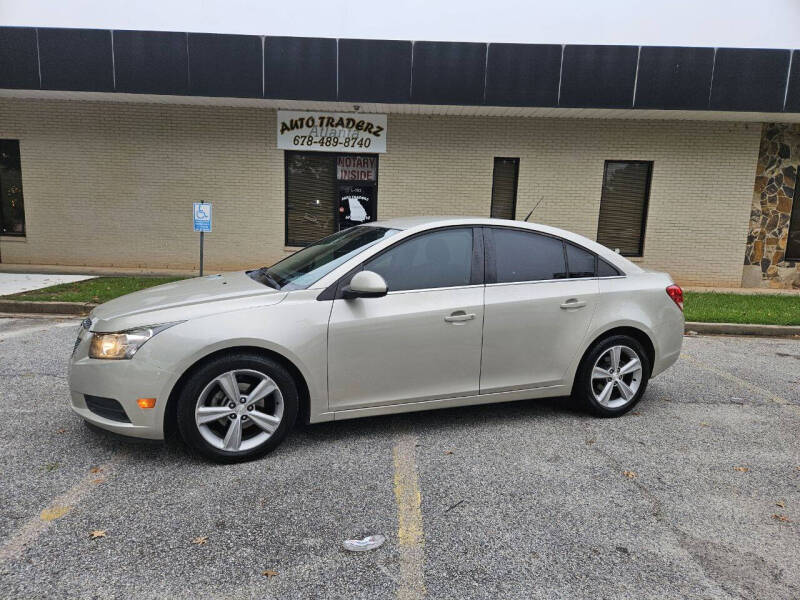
[{"left": 277, "top": 110, "right": 387, "bottom": 153}]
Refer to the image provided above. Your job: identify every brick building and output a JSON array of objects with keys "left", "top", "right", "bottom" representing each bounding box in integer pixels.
[{"left": 1, "top": 28, "right": 799, "bottom": 288}]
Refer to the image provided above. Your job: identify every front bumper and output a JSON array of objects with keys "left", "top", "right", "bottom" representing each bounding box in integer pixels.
[{"left": 68, "top": 333, "right": 176, "bottom": 440}]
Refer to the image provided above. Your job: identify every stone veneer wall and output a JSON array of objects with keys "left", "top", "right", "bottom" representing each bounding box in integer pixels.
[{"left": 742, "top": 123, "right": 800, "bottom": 288}]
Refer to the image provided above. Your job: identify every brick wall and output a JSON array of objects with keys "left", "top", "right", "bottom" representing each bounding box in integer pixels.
[{"left": 0, "top": 98, "right": 762, "bottom": 286}]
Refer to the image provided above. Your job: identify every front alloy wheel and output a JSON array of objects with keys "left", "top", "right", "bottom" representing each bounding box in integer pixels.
[
  {"left": 195, "top": 369, "right": 284, "bottom": 452},
  {"left": 177, "top": 353, "right": 298, "bottom": 462}
]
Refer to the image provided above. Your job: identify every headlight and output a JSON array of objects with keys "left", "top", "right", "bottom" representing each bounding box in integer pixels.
[{"left": 89, "top": 323, "right": 180, "bottom": 360}]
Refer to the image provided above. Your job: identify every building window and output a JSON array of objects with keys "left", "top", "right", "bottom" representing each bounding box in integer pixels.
[
  {"left": 284, "top": 151, "right": 378, "bottom": 247},
  {"left": 0, "top": 140, "right": 25, "bottom": 236},
  {"left": 787, "top": 184, "right": 800, "bottom": 261},
  {"left": 490, "top": 157, "right": 519, "bottom": 220},
  {"left": 596, "top": 160, "right": 652, "bottom": 256}
]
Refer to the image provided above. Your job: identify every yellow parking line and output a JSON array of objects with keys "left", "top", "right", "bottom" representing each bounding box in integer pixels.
[
  {"left": 680, "top": 353, "right": 789, "bottom": 406},
  {"left": 0, "top": 460, "right": 116, "bottom": 563},
  {"left": 393, "top": 433, "right": 426, "bottom": 600}
]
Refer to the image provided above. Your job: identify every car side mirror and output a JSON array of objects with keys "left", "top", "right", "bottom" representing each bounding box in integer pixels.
[{"left": 342, "top": 270, "right": 388, "bottom": 299}]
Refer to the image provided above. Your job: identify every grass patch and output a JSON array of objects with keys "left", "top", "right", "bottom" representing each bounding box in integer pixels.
[
  {"left": 684, "top": 292, "right": 800, "bottom": 326},
  {"left": 3, "top": 276, "right": 184, "bottom": 304}
]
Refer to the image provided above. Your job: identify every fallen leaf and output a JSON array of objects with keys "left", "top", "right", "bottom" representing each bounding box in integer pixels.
[
  {"left": 91, "top": 478, "right": 104, "bottom": 485},
  {"left": 734, "top": 466, "right": 750, "bottom": 473},
  {"left": 585, "top": 438, "right": 596, "bottom": 445},
  {"left": 622, "top": 470, "right": 636, "bottom": 479},
  {"left": 191, "top": 536, "right": 208, "bottom": 545},
  {"left": 56, "top": 428, "right": 66, "bottom": 434},
  {"left": 43, "top": 462, "right": 60, "bottom": 472},
  {"left": 699, "top": 422, "right": 709, "bottom": 427},
  {"left": 444, "top": 450, "right": 454, "bottom": 455},
  {"left": 90, "top": 530, "right": 106, "bottom": 539},
  {"left": 262, "top": 569, "right": 279, "bottom": 578},
  {"left": 776, "top": 501, "right": 785, "bottom": 508},
  {"left": 630, "top": 411, "right": 641, "bottom": 416},
  {"left": 772, "top": 514, "right": 791, "bottom": 523},
  {"left": 89, "top": 466, "right": 102, "bottom": 474}
]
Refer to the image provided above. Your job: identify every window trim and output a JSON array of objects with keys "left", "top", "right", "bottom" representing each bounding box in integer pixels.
[
  {"left": 283, "top": 150, "right": 380, "bottom": 247},
  {"left": 316, "top": 224, "right": 625, "bottom": 300},
  {"left": 484, "top": 225, "right": 624, "bottom": 285},
  {"left": 318, "top": 225, "right": 484, "bottom": 300},
  {"left": 0, "top": 139, "right": 26, "bottom": 237},
  {"left": 597, "top": 159, "right": 653, "bottom": 258},
  {"left": 490, "top": 157, "right": 519, "bottom": 220}
]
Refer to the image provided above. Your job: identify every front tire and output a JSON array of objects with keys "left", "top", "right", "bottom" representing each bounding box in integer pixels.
[
  {"left": 573, "top": 335, "right": 651, "bottom": 417},
  {"left": 177, "top": 352, "right": 298, "bottom": 463}
]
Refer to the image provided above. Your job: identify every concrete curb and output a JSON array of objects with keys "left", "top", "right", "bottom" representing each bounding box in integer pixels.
[
  {"left": 0, "top": 300, "right": 96, "bottom": 316},
  {"left": 685, "top": 321, "right": 800, "bottom": 337}
]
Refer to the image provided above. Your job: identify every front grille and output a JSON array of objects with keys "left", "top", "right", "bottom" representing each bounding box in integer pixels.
[{"left": 84, "top": 395, "right": 130, "bottom": 423}]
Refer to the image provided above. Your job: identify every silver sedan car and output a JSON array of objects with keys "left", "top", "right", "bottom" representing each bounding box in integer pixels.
[{"left": 69, "top": 217, "right": 684, "bottom": 462}]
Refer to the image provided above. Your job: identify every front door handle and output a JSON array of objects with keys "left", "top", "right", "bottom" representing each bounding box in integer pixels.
[
  {"left": 560, "top": 299, "right": 587, "bottom": 310},
  {"left": 445, "top": 311, "right": 476, "bottom": 323}
]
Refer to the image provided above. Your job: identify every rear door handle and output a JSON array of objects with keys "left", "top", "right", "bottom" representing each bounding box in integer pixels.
[
  {"left": 560, "top": 299, "right": 587, "bottom": 310},
  {"left": 445, "top": 311, "right": 476, "bottom": 323}
]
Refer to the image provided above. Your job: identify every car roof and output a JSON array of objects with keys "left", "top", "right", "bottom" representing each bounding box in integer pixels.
[
  {"left": 366, "top": 216, "right": 642, "bottom": 274},
  {"left": 369, "top": 216, "right": 468, "bottom": 229}
]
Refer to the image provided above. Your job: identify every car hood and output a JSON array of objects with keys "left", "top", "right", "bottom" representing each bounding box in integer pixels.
[{"left": 90, "top": 271, "right": 287, "bottom": 332}]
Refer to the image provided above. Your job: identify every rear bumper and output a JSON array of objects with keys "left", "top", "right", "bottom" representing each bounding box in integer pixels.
[{"left": 651, "top": 309, "right": 684, "bottom": 378}]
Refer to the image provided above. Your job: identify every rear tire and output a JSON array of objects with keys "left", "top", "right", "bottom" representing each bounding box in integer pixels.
[
  {"left": 177, "top": 352, "right": 298, "bottom": 463},
  {"left": 573, "top": 334, "right": 651, "bottom": 417}
]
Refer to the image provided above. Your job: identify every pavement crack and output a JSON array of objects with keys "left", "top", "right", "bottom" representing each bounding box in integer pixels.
[
  {"left": 581, "top": 421, "right": 796, "bottom": 599},
  {"left": 0, "top": 373, "right": 67, "bottom": 380}
]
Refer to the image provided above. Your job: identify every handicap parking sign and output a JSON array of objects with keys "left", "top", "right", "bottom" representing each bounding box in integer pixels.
[{"left": 193, "top": 203, "right": 212, "bottom": 232}]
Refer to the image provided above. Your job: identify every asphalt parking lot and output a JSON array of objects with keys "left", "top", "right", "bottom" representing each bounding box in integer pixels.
[{"left": 0, "top": 316, "right": 798, "bottom": 599}]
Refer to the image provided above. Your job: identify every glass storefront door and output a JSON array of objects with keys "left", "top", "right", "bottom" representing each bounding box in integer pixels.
[{"left": 285, "top": 151, "right": 378, "bottom": 246}]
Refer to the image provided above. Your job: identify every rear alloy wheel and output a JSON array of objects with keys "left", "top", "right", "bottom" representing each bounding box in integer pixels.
[
  {"left": 574, "top": 335, "right": 650, "bottom": 417},
  {"left": 177, "top": 354, "right": 298, "bottom": 462}
]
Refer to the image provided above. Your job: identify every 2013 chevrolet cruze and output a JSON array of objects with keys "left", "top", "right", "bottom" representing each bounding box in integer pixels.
[{"left": 69, "top": 217, "right": 684, "bottom": 462}]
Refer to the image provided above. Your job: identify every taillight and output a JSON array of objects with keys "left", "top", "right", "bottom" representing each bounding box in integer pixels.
[{"left": 666, "top": 284, "right": 684, "bottom": 311}]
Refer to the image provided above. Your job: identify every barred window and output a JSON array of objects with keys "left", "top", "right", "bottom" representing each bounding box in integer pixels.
[
  {"left": 596, "top": 161, "right": 652, "bottom": 256},
  {"left": 0, "top": 140, "right": 25, "bottom": 236},
  {"left": 786, "top": 184, "right": 800, "bottom": 261},
  {"left": 490, "top": 157, "right": 519, "bottom": 220}
]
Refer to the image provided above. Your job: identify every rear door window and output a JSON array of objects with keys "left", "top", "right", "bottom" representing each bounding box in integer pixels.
[
  {"left": 565, "top": 243, "right": 596, "bottom": 278},
  {"left": 491, "top": 228, "right": 566, "bottom": 283},
  {"left": 598, "top": 259, "right": 622, "bottom": 277}
]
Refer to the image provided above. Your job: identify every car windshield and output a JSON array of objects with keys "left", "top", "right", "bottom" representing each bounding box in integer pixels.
[{"left": 249, "top": 226, "right": 399, "bottom": 291}]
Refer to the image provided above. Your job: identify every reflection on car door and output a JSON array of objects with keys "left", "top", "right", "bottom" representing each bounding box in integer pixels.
[
  {"left": 480, "top": 228, "right": 598, "bottom": 393},
  {"left": 328, "top": 227, "right": 484, "bottom": 411}
]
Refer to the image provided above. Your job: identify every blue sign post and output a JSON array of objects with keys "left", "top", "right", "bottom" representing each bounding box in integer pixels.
[{"left": 193, "top": 203, "right": 212, "bottom": 276}]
